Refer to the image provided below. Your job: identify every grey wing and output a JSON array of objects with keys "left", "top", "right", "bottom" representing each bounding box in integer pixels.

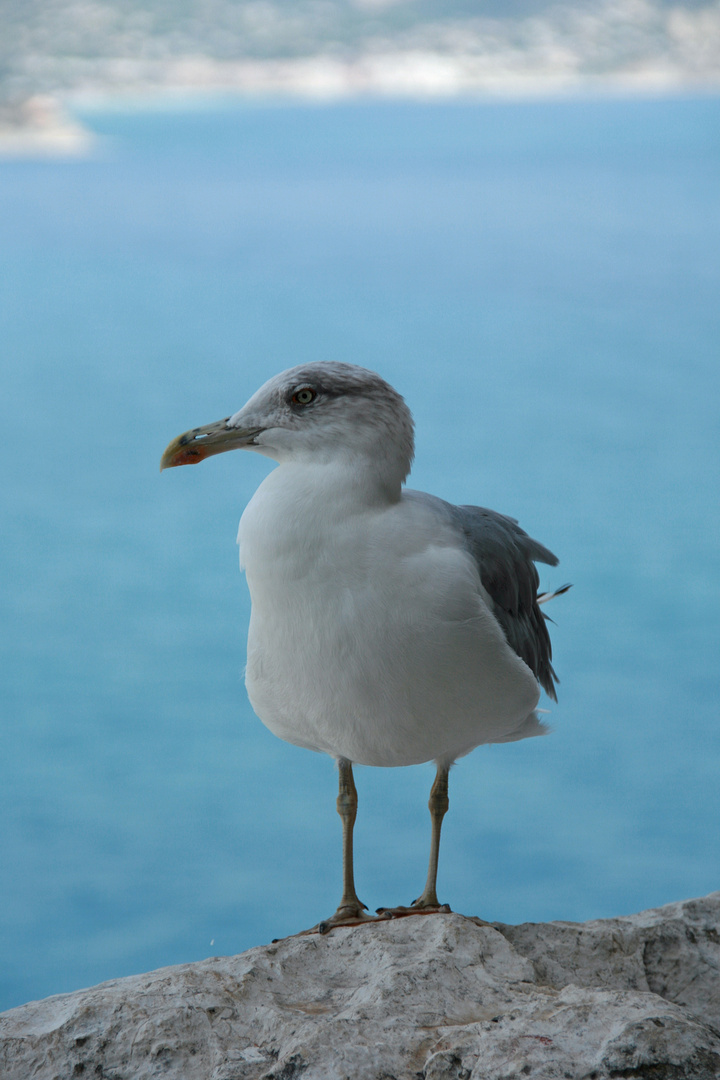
[{"left": 449, "top": 502, "right": 561, "bottom": 701}]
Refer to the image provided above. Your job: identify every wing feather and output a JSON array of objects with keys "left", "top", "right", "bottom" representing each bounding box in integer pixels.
[
  {"left": 451, "top": 503, "right": 560, "bottom": 700},
  {"left": 403, "top": 491, "right": 565, "bottom": 700}
]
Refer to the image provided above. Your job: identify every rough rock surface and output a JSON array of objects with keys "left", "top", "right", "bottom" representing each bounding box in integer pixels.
[{"left": 2, "top": 894, "right": 719, "bottom": 1080}]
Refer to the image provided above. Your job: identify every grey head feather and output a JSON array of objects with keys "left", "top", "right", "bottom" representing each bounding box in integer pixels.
[
  {"left": 267, "top": 361, "right": 415, "bottom": 482},
  {"left": 404, "top": 491, "right": 561, "bottom": 701}
]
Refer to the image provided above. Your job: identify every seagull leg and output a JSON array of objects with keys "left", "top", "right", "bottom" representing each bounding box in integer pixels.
[
  {"left": 412, "top": 763, "right": 450, "bottom": 909},
  {"left": 315, "top": 758, "right": 376, "bottom": 934},
  {"left": 376, "top": 763, "right": 452, "bottom": 919},
  {"left": 335, "top": 758, "right": 365, "bottom": 917}
]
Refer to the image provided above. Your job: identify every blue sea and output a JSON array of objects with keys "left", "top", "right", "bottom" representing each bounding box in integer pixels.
[{"left": 1, "top": 95, "right": 719, "bottom": 1013}]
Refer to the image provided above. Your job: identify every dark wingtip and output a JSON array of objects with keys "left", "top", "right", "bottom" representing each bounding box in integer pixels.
[{"left": 529, "top": 540, "right": 559, "bottom": 567}]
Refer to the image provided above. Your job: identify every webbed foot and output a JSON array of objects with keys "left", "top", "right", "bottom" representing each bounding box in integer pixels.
[
  {"left": 375, "top": 901, "right": 452, "bottom": 920},
  {"left": 296, "top": 900, "right": 378, "bottom": 936}
]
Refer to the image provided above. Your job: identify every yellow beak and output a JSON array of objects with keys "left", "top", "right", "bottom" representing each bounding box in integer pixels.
[{"left": 160, "top": 418, "right": 263, "bottom": 470}]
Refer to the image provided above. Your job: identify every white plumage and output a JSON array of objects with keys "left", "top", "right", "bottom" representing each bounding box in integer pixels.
[{"left": 240, "top": 470, "right": 541, "bottom": 767}]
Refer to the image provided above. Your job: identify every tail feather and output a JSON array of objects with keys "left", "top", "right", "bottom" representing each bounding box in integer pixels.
[{"left": 537, "top": 582, "right": 572, "bottom": 606}]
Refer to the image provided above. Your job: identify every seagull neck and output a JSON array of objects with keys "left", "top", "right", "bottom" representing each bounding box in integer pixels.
[{"left": 276, "top": 457, "right": 403, "bottom": 508}]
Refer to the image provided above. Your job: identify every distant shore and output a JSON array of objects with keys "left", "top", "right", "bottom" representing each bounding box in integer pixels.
[
  {"left": 0, "top": 96, "right": 93, "bottom": 157},
  {"left": 2, "top": 54, "right": 719, "bottom": 157}
]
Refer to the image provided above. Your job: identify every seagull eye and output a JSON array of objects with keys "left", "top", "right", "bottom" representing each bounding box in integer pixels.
[{"left": 292, "top": 387, "right": 317, "bottom": 406}]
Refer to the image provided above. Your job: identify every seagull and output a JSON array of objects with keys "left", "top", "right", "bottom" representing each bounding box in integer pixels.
[{"left": 161, "top": 362, "right": 568, "bottom": 931}]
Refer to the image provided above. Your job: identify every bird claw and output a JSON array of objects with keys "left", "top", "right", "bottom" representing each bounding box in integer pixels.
[{"left": 316, "top": 913, "right": 376, "bottom": 935}]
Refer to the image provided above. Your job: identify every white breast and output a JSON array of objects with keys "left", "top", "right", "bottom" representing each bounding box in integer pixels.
[{"left": 237, "top": 462, "right": 540, "bottom": 767}]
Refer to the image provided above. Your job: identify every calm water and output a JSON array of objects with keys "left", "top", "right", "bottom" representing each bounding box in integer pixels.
[{"left": 1, "top": 96, "right": 719, "bottom": 1013}]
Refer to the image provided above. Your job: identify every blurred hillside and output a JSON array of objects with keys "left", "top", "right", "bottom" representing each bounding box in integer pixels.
[{"left": 1, "top": 0, "right": 720, "bottom": 134}]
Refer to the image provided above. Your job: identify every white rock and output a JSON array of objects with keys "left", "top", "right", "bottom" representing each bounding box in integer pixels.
[
  {"left": 1, "top": 895, "right": 719, "bottom": 1080},
  {"left": 495, "top": 891, "right": 720, "bottom": 1029}
]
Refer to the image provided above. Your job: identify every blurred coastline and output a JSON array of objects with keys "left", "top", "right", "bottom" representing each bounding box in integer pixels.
[
  {"left": 1, "top": 0, "right": 720, "bottom": 155},
  {"left": 0, "top": 96, "right": 93, "bottom": 157}
]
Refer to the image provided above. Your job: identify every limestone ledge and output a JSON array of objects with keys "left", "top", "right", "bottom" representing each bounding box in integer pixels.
[{"left": 2, "top": 892, "right": 720, "bottom": 1079}]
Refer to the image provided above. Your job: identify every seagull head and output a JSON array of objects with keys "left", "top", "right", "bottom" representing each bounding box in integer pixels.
[{"left": 161, "top": 362, "right": 415, "bottom": 489}]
